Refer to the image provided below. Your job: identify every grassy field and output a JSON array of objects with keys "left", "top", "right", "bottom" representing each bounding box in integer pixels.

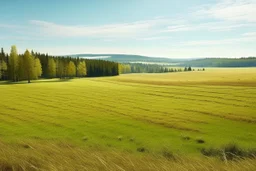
[{"left": 0, "top": 68, "right": 256, "bottom": 170}]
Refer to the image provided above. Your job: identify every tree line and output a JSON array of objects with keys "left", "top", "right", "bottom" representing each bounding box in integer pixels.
[
  {"left": 0, "top": 46, "right": 119, "bottom": 82},
  {"left": 119, "top": 63, "right": 196, "bottom": 74},
  {"left": 181, "top": 58, "right": 256, "bottom": 67},
  {"left": 119, "top": 63, "right": 171, "bottom": 74}
]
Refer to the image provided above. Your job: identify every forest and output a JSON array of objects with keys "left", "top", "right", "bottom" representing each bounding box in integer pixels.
[
  {"left": 181, "top": 57, "right": 256, "bottom": 67},
  {"left": 0, "top": 46, "right": 195, "bottom": 82},
  {"left": 119, "top": 63, "right": 193, "bottom": 74},
  {"left": 0, "top": 46, "right": 119, "bottom": 82}
]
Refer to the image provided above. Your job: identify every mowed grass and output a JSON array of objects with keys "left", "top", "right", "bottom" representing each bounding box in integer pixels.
[{"left": 0, "top": 68, "right": 256, "bottom": 170}]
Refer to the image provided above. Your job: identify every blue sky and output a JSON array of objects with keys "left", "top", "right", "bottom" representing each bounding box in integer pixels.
[{"left": 0, "top": 0, "right": 255, "bottom": 58}]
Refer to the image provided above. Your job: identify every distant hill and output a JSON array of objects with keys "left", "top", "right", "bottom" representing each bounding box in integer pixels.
[
  {"left": 68, "top": 54, "right": 256, "bottom": 67},
  {"left": 69, "top": 54, "right": 192, "bottom": 64},
  {"left": 181, "top": 58, "right": 256, "bottom": 67}
]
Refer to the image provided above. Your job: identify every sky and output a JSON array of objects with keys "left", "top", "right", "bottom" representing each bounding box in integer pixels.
[{"left": 0, "top": 0, "right": 255, "bottom": 58}]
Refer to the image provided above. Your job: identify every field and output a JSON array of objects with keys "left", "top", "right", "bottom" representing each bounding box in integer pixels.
[{"left": 0, "top": 68, "right": 256, "bottom": 170}]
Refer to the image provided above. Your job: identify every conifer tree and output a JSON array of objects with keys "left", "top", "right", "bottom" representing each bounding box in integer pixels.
[
  {"left": 0, "top": 60, "right": 7, "bottom": 79},
  {"left": 9, "top": 45, "right": 19, "bottom": 81},
  {"left": 67, "top": 61, "right": 76, "bottom": 78},
  {"left": 77, "top": 61, "right": 87, "bottom": 77},
  {"left": 34, "top": 58, "right": 42, "bottom": 79},
  {"left": 188, "top": 66, "right": 192, "bottom": 71},
  {"left": 23, "top": 50, "right": 34, "bottom": 83},
  {"left": 18, "top": 55, "right": 25, "bottom": 80},
  {"left": 47, "top": 58, "right": 56, "bottom": 78}
]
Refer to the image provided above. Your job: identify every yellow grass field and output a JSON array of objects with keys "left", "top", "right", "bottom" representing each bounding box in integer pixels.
[{"left": 0, "top": 68, "right": 256, "bottom": 170}]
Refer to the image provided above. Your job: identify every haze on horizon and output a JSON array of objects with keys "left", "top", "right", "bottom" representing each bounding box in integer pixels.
[{"left": 0, "top": 0, "right": 255, "bottom": 58}]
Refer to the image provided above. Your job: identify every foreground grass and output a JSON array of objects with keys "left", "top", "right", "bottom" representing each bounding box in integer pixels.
[
  {"left": 0, "top": 68, "right": 256, "bottom": 170},
  {"left": 0, "top": 141, "right": 255, "bottom": 171}
]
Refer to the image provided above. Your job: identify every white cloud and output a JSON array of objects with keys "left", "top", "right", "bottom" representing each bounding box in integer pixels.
[
  {"left": 29, "top": 17, "right": 255, "bottom": 40},
  {"left": 181, "top": 36, "right": 256, "bottom": 46},
  {"left": 136, "top": 36, "right": 172, "bottom": 41},
  {"left": 0, "top": 36, "right": 45, "bottom": 41},
  {"left": 243, "top": 32, "right": 256, "bottom": 36},
  {"left": 165, "top": 22, "right": 255, "bottom": 32},
  {"left": 0, "top": 24, "right": 23, "bottom": 29},
  {"left": 29, "top": 18, "right": 173, "bottom": 38},
  {"left": 197, "top": 0, "right": 256, "bottom": 22},
  {"left": 1, "top": 1, "right": 256, "bottom": 58}
]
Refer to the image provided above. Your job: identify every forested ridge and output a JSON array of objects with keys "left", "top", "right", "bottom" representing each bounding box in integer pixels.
[
  {"left": 179, "top": 58, "right": 256, "bottom": 67},
  {"left": 0, "top": 46, "right": 119, "bottom": 82},
  {"left": 69, "top": 54, "right": 256, "bottom": 67}
]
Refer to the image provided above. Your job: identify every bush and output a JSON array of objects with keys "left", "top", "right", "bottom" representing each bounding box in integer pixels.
[
  {"left": 196, "top": 139, "right": 205, "bottom": 144},
  {"left": 223, "top": 144, "right": 244, "bottom": 160},
  {"left": 201, "top": 143, "right": 256, "bottom": 160},
  {"left": 82, "top": 136, "right": 88, "bottom": 141},
  {"left": 117, "top": 136, "right": 123, "bottom": 141},
  {"left": 129, "top": 137, "right": 134, "bottom": 142},
  {"left": 137, "top": 147, "right": 146, "bottom": 153},
  {"left": 201, "top": 148, "right": 220, "bottom": 157},
  {"left": 161, "top": 148, "right": 175, "bottom": 160}
]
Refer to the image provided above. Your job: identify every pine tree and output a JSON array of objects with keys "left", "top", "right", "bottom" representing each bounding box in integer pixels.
[
  {"left": 23, "top": 50, "right": 34, "bottom": 83},
  {"left": 8, "top": 45, "right": 19, "bottom": 81},
  {"left": 0, "top": 48, "right": 5, "bottom": 61},
  {"left": 77, "top": 61, "right": 87, "bottom": 77},
  {"left": 18, "top": 55, "right": 25, "bottom": 80},
  {"left": 188, "top": 66, "right": 192, "bottom": 71},
  {"left": 34, "top": 58, "right": 42, "bottom": 79},
  {"left": 0, "top": 60, "right": 7, "bottom": 79},
  {"left": 56, "top": 58, "right": 64, "bottom": 79},
  {"left": 47, "top": 58, "right": 56, "bottom": 78},
  {"left": 67, "top": 61, "right": 76, "bottom": 78}
]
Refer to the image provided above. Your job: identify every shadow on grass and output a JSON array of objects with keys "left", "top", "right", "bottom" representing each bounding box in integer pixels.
[{"left": 0, "top": 79, "right": 72, "bottom": 85}]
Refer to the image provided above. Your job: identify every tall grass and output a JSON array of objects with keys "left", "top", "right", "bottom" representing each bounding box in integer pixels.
[{"left": 0, "top": 141, "right": 255, "bottom": 171}]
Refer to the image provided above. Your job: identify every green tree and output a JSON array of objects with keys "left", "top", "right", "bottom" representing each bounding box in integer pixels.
[
  {"left": 18, "top": 55, "right": 25, "bottom": 80},
  {"left": 0, "top": 60, "right": 7, "bottom": 79},
  {"left": 23, "top": 50, "right": 34, "bottom": 83},
  {"left": 67, "top": 61, "right": 76, "bottom": 78},
  {"left": 77, "top": 61, "right": 87, "bottom": 77},
  {"left": 9, "top": 45, "right": 19, "bottom": 81},
  {"left": 34, "top": 58, "right": 42, "bottom": 79},
  {"left": 56, "top": 58, "right": 64, "bottom": 79},
  {"left": 47, "top": 58, "right": 56, "bottom": 78},
  {"left": 188, "top": 66, "right": 192, "bottom": 71},
  {"left": 0, "top": 48, "right": 5, "bottom": 61}
]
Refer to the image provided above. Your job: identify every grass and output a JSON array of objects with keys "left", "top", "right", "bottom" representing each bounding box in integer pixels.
[
  {"left": 0, "top": 141, "right": 255, "bottom": 171},
  {"left": 0, "top": 68, "right": 256, "bottom": 170}
]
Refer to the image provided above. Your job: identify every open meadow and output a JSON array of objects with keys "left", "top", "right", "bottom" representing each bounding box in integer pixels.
[{"left": 0, "top": 68, "right": 256, "bottom": 170}]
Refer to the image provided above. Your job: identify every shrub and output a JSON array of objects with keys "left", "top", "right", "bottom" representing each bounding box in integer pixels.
[
  {"left": 223, "top": 144, "right": 245, "bottom": 160},
  {"left": 201, "top": 143, "right": 256, "bottom": 160},
  {"left": 161, "top": 148, "right": 175, "bottom": 160},
  {"left": 82, "top": 136, "right": 88, "bottom": 141},
  {"left": 137, "top": 147, "right": 146, "bottom": 153},
  {"left": 196, "top": 139, "right": 205, "bottom": 144},
  {"left": 129, "top": 137, "right": 134, "bottom": 142},
  {"left": 201, "top": 148, "right": 220, "bottom": 157},
  {"left": 117, "top": 136, "right": 123, "bottom": 141}
]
